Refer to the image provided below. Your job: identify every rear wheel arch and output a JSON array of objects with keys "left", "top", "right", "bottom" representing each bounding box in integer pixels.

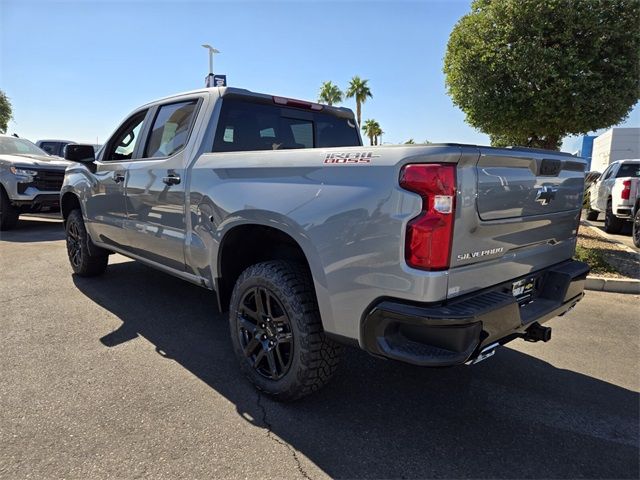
[{"left": 216, "top": 223, "right": 318, "bottom": 313}]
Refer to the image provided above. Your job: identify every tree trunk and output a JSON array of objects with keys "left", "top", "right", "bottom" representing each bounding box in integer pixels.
[
  {"left": 527, "top": 134, "right": 561, "bottom": 150},
  {"left": 540, "top": 135, "right": 561, "bottom": 150},
  {"left": 369, "top": 135, "right": 374, "bottom": 146},
  {"left": 356, "top": 102, "right": 361, "bottom": 127}
]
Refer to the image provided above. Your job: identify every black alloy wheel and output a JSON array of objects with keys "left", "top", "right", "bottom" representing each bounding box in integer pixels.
[
  {"left": 64, "top": 209, "right": 108, "bottom": 276},
  {"left": 66, "top": 220, "right": 83, "bottom": 268},
  {"left": 236, "top": 286, "right": 293, "bottom": 380}
]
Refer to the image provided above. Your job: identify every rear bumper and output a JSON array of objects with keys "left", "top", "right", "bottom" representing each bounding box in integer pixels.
[
  {"left": 615, "top": 207, "right": 632, "bottom": 219},
  {"left": 361, "top": 260, "right": 589, "bottom": 366}
]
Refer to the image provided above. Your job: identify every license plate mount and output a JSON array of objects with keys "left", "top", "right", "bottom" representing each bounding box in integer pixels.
[{"left": 512, "top": 277, "right": 536, "bottom": 305}]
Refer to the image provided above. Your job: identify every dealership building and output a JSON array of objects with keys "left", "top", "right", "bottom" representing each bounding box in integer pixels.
[{"left": 588, "top": 127, "right": 640, "bottom": 173}]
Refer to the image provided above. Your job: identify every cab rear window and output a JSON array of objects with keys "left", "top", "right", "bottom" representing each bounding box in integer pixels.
[
  {"left": 212, "top": 98, "right": 359, "bottom": 152},
  {"left": 616, "top": 163, "right": 640, "bottom": 178}
]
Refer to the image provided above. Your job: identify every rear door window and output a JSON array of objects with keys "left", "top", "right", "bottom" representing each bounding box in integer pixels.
[
  {"left": 144, "top": 100, "right": 199, "bottom": 158},
  {"left": 602, "top": 165, "right": 615, "bottom": 180},
  {"left": 213, "top": 98, "right": 359, "bottom": 152}
]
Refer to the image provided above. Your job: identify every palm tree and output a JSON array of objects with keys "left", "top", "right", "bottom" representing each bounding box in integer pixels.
[
  {"left": 345, "top": 76, "right": 372, "bottom": 127},
  {"left": 374, "top": 125, "right": 383, "bottom": 146},
  {"left": 362, "top": 119, "right": 376, "bottom": 146},
  {"left": 318, "top": 81, "right": 343, "bottom": 106},
  {"left": 362, "top": 119, "right": 380, "bottom": 146},
  {"left": 404, "top": 138, "right": 415, "bottom": 144}
]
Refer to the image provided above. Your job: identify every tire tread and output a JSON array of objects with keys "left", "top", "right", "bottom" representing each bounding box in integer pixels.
[
  {"left": 66, "top": 209, "right": 108, "bottom": 276},
  {"left": 229, "top": 260, "right": 342, "bottom": 401}
]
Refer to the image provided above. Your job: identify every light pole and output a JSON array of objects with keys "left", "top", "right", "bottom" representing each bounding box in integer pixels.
[{"left": 202, "top": 44, "right": 220, "bottom": 86}]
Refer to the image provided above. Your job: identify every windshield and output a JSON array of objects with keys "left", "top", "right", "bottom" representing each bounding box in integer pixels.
[{"left": 0, "top": 137, "right": 49, "bottom": 156}]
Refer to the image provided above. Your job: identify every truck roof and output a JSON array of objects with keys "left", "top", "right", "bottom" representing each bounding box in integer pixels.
[
  {"left": 139, "top": 86, "right": 355, "bottom": 118},
  {"left": 610, "top": 158, "right": 640, "bottom": 164}
]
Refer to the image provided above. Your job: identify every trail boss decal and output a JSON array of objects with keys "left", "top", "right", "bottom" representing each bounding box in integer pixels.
[
  {"left": 324, "top": 152, "right": 379, "bottom": 164},
  {"left": 456, "top": 247, "right": 504, "bottom": 262}
]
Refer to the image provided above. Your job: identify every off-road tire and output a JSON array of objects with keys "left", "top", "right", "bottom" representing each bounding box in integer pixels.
[
  {"left": 604, "top": 200, "right": 623, "bottom": 234},
  {"left": 65, "top": 209, "right": 108, "bottom": 276},
  {"left": 586, "top": 209, "right": 599, "bottom": 221},
  {"left": 0, "top": 187, "right": 19, "bottom": 231},
  {"left": 633, "top": 209, "right": 640, "bottom": 248},
  {"left": 229, "top": 260, "right": 342, "bottom": 401}
]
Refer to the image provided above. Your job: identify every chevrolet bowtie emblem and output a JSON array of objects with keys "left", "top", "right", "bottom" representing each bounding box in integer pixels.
[{"left": 535, "top": 186, "right": 558, "bottom": 205}]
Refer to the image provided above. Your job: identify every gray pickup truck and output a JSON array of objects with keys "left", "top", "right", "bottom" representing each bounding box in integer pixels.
[
  {"left": 61, "top": 87, "right": 589, "bottom": 400},
  {"left": 0, "top": 135, "right": 71, "bottom": 230}
]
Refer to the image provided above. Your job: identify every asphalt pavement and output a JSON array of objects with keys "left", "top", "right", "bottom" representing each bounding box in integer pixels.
[{"left": 1, "top": 217, "right": 638, "bottom": 479}]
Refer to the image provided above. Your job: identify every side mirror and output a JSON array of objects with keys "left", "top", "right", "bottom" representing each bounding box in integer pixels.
[{"left": 65, "top": 144, "right": 96, "bottom": 164}]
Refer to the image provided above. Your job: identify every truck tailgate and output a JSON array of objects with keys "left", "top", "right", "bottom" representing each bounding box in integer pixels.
[{"left": 447, "top": 147, "right": 586, "bottom": 298}]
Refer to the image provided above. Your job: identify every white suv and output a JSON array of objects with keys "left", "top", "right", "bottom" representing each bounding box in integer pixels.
[{"left": 587, "top": 159, "right": 640, "bottom": 233}]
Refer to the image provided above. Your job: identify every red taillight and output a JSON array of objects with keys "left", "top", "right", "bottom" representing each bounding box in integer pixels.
[
  {"left": 400, "top": 164, "right": 456, "bottom": 271},
  {"left": 622, "top": 180, "right": 631, "bottom": 200}
]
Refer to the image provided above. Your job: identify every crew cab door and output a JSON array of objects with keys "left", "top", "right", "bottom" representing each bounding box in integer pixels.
[
  {"left": 84, "top": 109, "right": 148, "bottom": 249},
  {"left": 595, "top": 163, "right": 617, "bottom": 211},
  {"left": 122, "top": 97, "right": 201, "bottom": 271}
]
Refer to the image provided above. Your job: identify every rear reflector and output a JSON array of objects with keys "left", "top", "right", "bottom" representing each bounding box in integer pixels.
[
  {"left": 622, "top": 179, "right": 631, "bottom": 200},
  {"left": 400, "top": 164, "right": 456, "bottom": 271},
  {"left": 272, "top": 96, "right": 323, "bottom": 111}
]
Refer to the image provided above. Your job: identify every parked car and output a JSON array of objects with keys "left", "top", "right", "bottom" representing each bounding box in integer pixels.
[
  {"left": 0, "top": 135, "right": 71, "bottom": 230},
  {"left": 630, "top": 181, "right": 640, "bottom": 247},
  {"left": 61, "top": 87, "right": 589, "bottom": 400},
  {"left": 586, "top": 159, "right": 640, "bottom": 233},
  {"left": 36, "top": 139, "right": 77, "bottom": 157}
]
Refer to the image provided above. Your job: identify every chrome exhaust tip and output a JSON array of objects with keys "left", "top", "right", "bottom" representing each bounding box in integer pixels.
[{"left": 466, "top": 342, "right": 500, "bottom": 365}]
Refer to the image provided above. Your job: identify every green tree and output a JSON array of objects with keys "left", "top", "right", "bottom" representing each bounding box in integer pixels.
[
  {"left": 346, "top": 76, "right": 373, "bottom": 127},
  {"left": 0, "top": 91, "right": 12, "bottom": 134},
  {"left": 318, "top": 81, "right": 343, "bottom": 106},
  {"left": 404, "top": 138, "right": 416, "bottom": 144},
  {"left": 362, "top": 119, "right": 379, "bottom": 146},
  {"left": 443, "top": 0, "right": 640, "bottom": 150},
  {"left": 374, "top": 125, "right": 383, "bottom": 145}
]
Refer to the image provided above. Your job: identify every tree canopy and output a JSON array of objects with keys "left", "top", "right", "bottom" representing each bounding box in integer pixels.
[
  {"left": 0, "top": 91, "right": 12, "bottom": 134},
  {"left": 443, "top": 0, "right": 640, "bottom": 149},
  {"left": 318, "top": 81, "right": 343, "bottom": 106},
  {"left": 362, "top": 119, "right": 382, "bottom": 146},
  {"left": 346, "top": 76, "right": 373, "bottom": 127}
]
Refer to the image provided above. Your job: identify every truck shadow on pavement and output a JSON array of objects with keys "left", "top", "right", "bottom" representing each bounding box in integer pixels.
[
  {"left": 0, "top": 217, "right": 65, "bottom": 243},
  {"left": 73, "top": 261, "right": 639, "bottom": 480}
]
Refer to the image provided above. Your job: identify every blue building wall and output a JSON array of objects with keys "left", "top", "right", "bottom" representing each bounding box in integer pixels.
[{"left": 578, "top": 135, "right": 596, "bottom": 170}]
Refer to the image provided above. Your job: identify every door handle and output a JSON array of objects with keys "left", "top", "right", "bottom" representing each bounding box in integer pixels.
[
  {"left": 162, "top": 174, "right": 181, "bottom": 186},
  {"left": 113, "top": 172, "right": 126, "bottom": 183}
]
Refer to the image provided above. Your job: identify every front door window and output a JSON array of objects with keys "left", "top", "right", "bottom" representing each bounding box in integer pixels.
[{"left": 105, "top": 111, "right": 147, "bottom": 161}]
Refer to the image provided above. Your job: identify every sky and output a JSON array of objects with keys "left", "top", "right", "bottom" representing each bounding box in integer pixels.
[{"left": 1, "top": 0, "right": 638, "bottom": 151}]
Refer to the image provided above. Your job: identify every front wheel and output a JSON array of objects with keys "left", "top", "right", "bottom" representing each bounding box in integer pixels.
[
  {"left": 633, "top": 209, "right": 640, "bottom": 248},
  {"left": 0, "top": 187, "right": 19, "bottom": 231},
  {"left": 229, "top": 260, "right": 342, "bottom": 401},
  {"left": 604, "top": 200, "right": 624, "bottom": 234},
  {"left": 65, "top": 209, "right": 108, "bottom": 276}
]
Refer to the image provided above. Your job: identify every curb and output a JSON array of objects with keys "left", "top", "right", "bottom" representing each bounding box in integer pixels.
[
  {"left": 585, "top": 276, "right": 640, "bottom": 294},
  {"left": 580, "top": 219, "right": 639, "bottom": 255}
]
